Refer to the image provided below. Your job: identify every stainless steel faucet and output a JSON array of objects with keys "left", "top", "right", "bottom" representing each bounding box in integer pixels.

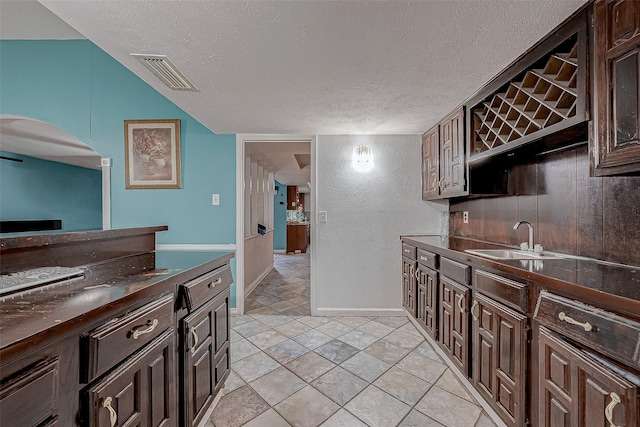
[{"left": 513, "top": 220, "right": 535, "bottom": 252}]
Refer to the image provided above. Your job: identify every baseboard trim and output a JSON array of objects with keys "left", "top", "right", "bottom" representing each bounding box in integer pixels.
[
  {"left": 156, "top": 243, "right": 236, "bottom": 251},
  {"left": 230, "top": 308, "right": 239, "bottom": 316},
  {"left": 245, "top": 265, "right": 273, "bottom": 297},
  {"left": 404, "top": 310, "right": 508, "bottom": 427},
  {"left": 314, "top": 308, "right": 406, "bottom": 317},
  {"left": 274, "top": 249, "right": 286, "bottom": 254},
  {"left": 196, "top": 386, "right": 224, "bottom": 427}
]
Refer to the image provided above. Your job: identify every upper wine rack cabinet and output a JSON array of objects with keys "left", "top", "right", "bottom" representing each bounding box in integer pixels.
[{"left": 467, "top": 11, "right": 588, "bottom": 163}]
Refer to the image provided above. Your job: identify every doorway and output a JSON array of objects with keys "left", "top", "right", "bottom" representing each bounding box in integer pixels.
[{"left": 235, "top": 134, "right": 316, "bottom": 316}]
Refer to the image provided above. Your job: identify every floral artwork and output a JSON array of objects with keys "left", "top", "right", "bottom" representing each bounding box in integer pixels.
[{"left": 124, "top": 119, "right": 181, "bottom": 189}]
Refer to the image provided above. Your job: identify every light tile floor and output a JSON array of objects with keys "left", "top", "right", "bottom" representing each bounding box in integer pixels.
[{"left": 208, "top": 253, "right": 497, "bottom": 427}]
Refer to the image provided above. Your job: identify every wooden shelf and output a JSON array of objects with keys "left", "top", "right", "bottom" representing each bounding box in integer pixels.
[{"left": 469, "top": 36, "right": 582, "bottom": 160}]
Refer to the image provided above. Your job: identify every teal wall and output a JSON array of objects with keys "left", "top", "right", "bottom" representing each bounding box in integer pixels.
[
  {"left": 0, "top": 151, "right": 102, "bottom": 231},
  {"left": 0, "top": 40, "right": 237, "bottom": 305},
  {"left": 273, "top": 180, "right": 287, "bottom": 250}
]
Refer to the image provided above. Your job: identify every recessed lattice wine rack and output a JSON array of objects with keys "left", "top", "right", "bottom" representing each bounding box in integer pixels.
[{"left": 471, "top": 38, "right": 579, "bottom": 156}]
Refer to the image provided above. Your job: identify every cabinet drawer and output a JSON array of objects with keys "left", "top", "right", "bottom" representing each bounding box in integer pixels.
[
  {"left": 402, "top": 243, "right": 417, "bottom": 260},
  {"left": 475, "top": 270, "right": 528, "bottom": 314},
  {"left": 0, "top": 358, "right": 58, "bottom": 427},
  {"left": 82, "top": 295, "right": 174, "bottom": 383},
  {"left": 534, "top": 291, "right": 640, "bottom": 370},
  {"left": 180, "top": 264, "right": 233, "bottom": 311},
  {"left": 417, "top": 249, "right": 438, "bottom": 269},
  {"left": 440, "top": 257, "right": 470, "bottom": 286}
]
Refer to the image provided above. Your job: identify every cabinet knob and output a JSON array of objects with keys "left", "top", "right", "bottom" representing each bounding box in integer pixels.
[
  {"left": 130, "top": 318, "right": 158, "bottom": 340},
  {"left": 471, "top": 300, "right": 479, "bottom": 321},
  {"left": 604, "top": 392, "right": 621, "bottom": 427},
  {"left": 189, "top": 327, "right": 199, "bottom": 354},
  {"left": 209, "top": 277, "right": 223, "bottom": 288},
  {"left": 102, "top": 396, "right": 117, "bottom": 427},
  {"left": 558, "top": 312, "right": 593, "bottom": 332}
]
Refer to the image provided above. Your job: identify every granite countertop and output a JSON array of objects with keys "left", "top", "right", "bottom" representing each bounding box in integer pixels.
[
  {"left": 0, "top": 250, "right": 234, "bottom": 353},
  {"left": 401, "top": 235, "right": 640, "bottom": 315}
]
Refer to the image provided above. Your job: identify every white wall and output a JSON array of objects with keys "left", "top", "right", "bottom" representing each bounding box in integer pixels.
[
  {"left": 315, "top": 134, "right": 447, "bottom": 316},
  {"left": 244, "top": 230, "right": 274, "bottom": 296}
]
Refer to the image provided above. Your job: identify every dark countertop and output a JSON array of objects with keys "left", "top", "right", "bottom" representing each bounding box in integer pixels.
[
  {"left": 0, "top": 250, "right": 234, "bottom": 355},
  {"left": 401, "top": 235, "right": 640, "bottom": 316}
]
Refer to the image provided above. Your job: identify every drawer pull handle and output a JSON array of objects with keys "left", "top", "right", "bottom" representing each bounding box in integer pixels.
[
  {"left": 404, "top": 249, "right": 410, "bottom": 253},
  {"left": 420, "top": 256, "right": 428, "bottom": 261},
  {"left": 209, "top": 277, "right": 223, "bottom": 288},
  {"left": 131, "top": 319, "right": 159, "bottom": 339},
  {"left": 102, "top": 396, "right": 117, "bottom": 427},
  {"left": 471, "top": 300, "right": 479, "bottom": 321},
  {"left": 457, "top": 294, "right": 465, "bottom": 312},
  {"left": 558, "top": 312, "right": 592, "bottom": 332},
  {"left": 605, "top": 392, "right": 621, "bottom": 427},
  {"left": 190, "top": 327, "right": 199, "bottom": 354}
]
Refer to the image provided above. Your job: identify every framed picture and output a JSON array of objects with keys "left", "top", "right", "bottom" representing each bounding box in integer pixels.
[{"left": 124, "top": 119, "right": 181, "bottom": 189}]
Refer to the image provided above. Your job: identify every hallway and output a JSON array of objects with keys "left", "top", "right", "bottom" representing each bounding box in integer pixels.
[{"left": 209, "top": 253, "right": 496, "bottom": 427}]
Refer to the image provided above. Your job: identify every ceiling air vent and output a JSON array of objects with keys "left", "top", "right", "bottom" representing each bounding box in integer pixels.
[{"left": 131, "top": 54, "right": 198, "bottom": 91}]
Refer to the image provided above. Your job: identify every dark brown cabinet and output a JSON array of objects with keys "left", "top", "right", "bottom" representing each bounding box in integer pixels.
[
  {"left": 438, "top": 275, "right": 470, "bottom": 375},
  {"left": 178, "top": 265, "right": 232, "bottom": 427},
  {"left": 421, "top": 108, "right": 467, "bottom": 200},
  {"left": 416, "top": 263, "right": 438, "bottom": 340},
  {"left": 537, "top": 326, "right": 639, "bottom": 427},
  {"left": 287, "top": 186, "right": 298, "bottom": 209},
  {"left": 0, "top": 358, "right": 60, "bottom": 427},
  {"left": 287, "top": 224, "right": 309, "bottom": 253},
  {"left": 471, "top": 293, "right": 527, "bottom": 427},
  {"left": 402, "top": 256, "right": 417, "bottom": 317},
  {"left": 83, "top": 330, "right": 176, "bottom": 427},
  {"left": 592, "top": 0, "right": 640, "bottom": 175}
]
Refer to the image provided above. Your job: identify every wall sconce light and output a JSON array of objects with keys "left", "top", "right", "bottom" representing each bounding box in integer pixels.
[{"left": 352, "top": 144, "right": 373, "bottom": 172}]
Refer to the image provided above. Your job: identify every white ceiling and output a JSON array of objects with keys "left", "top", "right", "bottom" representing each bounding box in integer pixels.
[
  {"left": 245, "top": 141, "right": 310, "bottom": 188},
  {"left": 1, "top": 0, "right": 586, "bottom": 177}
]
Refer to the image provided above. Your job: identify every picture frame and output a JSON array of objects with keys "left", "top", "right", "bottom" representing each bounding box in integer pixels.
[{"left": 124, "top": 119, "right": 181, "bottom": 189}]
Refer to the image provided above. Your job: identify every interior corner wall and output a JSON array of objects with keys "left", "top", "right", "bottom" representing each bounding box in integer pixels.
[
  {"left": 273, "top": 180, "right": 287, "bottom": 250},
  {"left": 315, "top": 135, "right": 448, "bottom": 314},
  {"left": 0, "top": 40, "right": 238, "bottom": 304},
  {"left": 0, "top": 151, "right": 102, "bottom": 231}
]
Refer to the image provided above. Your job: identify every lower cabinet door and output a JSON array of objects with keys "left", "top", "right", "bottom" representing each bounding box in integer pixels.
[
  {"left": 439, "top": 276, "right": 470, "bottom": 375},
  {"left": 538, "top": 326, "right": 639, "bottom": 427},
  {"left": 416, "top": 265, "right": 438, "bottom": 340},
  {"left": 83, "top": 330, "right": 176, "bottom": 427},
  {"left": 181, "top": 288, "right": 230, "bottom": 427},
  {"left": 402, "top": 258, "right": 417, "bottom": 317},
  {"left": 472, "top": 293, "right": 527, "bottom": 427}
]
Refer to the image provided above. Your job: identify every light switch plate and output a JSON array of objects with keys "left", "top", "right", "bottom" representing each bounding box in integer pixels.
[
  {"left": 318, "top": 211, "right": 327, "bottom": 223},
  {"left": 212, "top": 194, "right": 220, "bottom": 205}
]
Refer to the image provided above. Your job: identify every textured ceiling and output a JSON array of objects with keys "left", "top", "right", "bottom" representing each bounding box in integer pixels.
[
  {"left": 245, "top": 141, "right": 310, "bottom": 187},
  {"left": 34, "top": 0, "right": 587, "bottom": 136}
]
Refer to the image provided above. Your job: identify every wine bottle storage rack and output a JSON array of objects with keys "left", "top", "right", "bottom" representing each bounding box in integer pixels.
[{"left": 471, "top": 38, "right": 580, "bottom": 155}]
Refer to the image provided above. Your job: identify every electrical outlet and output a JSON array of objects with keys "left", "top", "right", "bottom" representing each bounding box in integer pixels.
[
  {"left": 212, "top": 194, "right": 220, "bottom": 205},
  {"left": 463, "top": 211, "right": 469, "bottom": 224},
  {"left": 318, "top": 211, "right": 327, "bottom": 223}
]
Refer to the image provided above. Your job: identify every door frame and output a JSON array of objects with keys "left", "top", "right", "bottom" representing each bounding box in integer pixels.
[{"left": 235, "top": 134, "right": 317, "bottom": 316}]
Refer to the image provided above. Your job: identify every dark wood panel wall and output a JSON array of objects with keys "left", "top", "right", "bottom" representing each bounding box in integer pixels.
[{"left": 450, "top": 145, "right": 640, "bottom": 266}]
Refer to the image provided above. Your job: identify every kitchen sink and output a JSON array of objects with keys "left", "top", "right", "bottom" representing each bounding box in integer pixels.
[{"left": 464, "top": 249, "right": 564, "bottom": 260}]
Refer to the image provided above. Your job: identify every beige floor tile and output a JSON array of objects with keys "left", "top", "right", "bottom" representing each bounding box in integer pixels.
[
  {"left": 284, "top": 351, "right": 336, "bottom": 382},
  {"left": 435, "top": 369, "right": 477, "bottom": 403},
  {"left": 330, "top": 316, "right": 370, "bottom": 328},
  {"left": 337, "top": 329, "right": 379, "bottom": 350},
  {"left": 412, "top": 341, "right": 443, "bottom": 362},
  {"left": 363, "top": 339, "right": 412, "bottom": 364},
  {"left": 320, "top": 409, "right": 368, "bottom": 427},
  {"left": 249, "top": 367, "right": 307, "bottom": 406},
  {"left": 247, "top": 330, "right": 289, "bottom": 349},
  {"left": 231, "top": 338, "right": 261, "bottom": 361},
  {"left": 274, "top": 386, "right": 340, "bottom": 427},
  {"left": 253, "top": 314, "right": 294, "bottom": 327},
  {"left": 293, "top": 329, "right": 334, "bottom": 350},
  {"left": 383, "top": 330, "right": 425, "bottom": 351},
  {"left": 315, "top": 320, "right": 353, "bottom": 338},
  {"left": 396, "top": 321, "right": 423, "bottom": 336},
  {"left": 398, "top": 410, "right": 444, "bottom": 426},
  {"left": 222, "top": 369, "right": 245, "bottom": 395},
  {"left": 273, "top": 320, "right": 313, "bottom": 338},
  {"left": 311, "top": 366, "right": 368, "bottom": 406},
  {"left": 372, "top": 316, "right": 409, "bottom": 328},
  {"left": 475, "top": 413, "right": 498, "bottom": 427},
  {"left": 232, "top": 351, "right": 280, "bottom": 383},
  {"left": 373, "top": 366, "right": 433, "bottom": 405},
  {"left": 397, "top": 351, "right": 447, "bottom": 383},
  {"left": 415, "top": 386, "right": 483, "bottom": 427},
  {"left": 341, "top": 351, "right": 391, "bottom": 382},
  {"left": 297, "top": 316, "right": 332, "bottom": 328},
  {"left": 243, "top": 408, "right": 292, "bottom": 427},
  {"left": 345, "top": 385, "right": 411, "bottom": 427},
  {"left": 357, "top": 320, "right": 394, "bottom": 338},
  {"left": 263, "top": 339, "right": 310, "bottom": 365},
  {"left": 233, "top": 320, "right": 272, "bottom": 338},
  {"left": 210, "top": 385, "right": 269, "bottom": 427}
]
